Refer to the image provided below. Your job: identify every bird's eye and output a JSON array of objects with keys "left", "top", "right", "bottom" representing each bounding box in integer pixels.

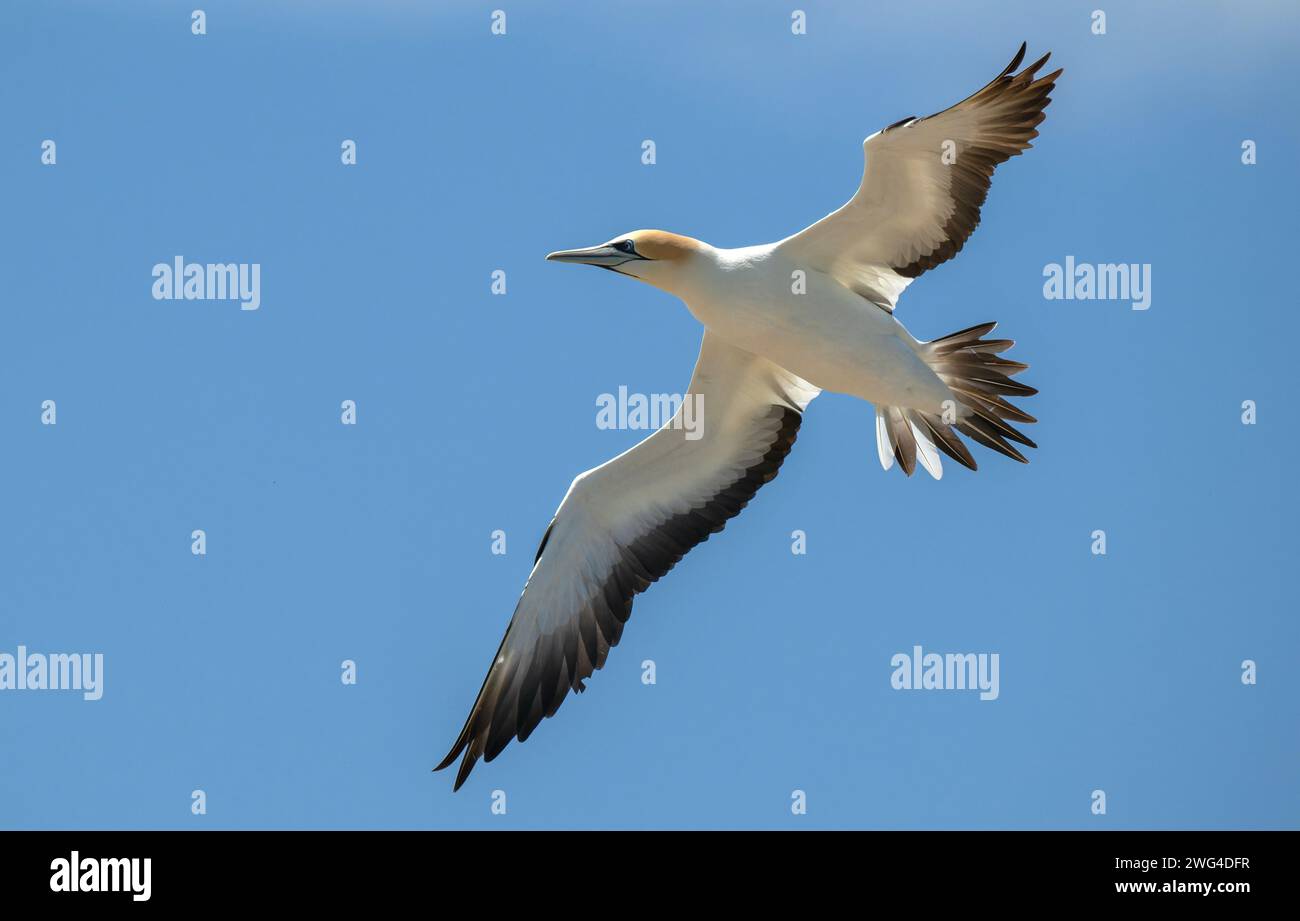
[{"left": 616, "top": 239, "right": 635, "bottom": 253}]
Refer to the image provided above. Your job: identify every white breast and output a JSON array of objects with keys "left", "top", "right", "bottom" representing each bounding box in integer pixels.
[{"left": 679, "top": 246, "right": 952, "bottom": 411}]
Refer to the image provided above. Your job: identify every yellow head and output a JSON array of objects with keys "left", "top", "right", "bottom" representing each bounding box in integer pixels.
[{"left": 546, "top": 230, "right": 707, "bottom": 293}]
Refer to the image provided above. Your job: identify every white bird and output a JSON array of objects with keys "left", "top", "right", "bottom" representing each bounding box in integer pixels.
[{"left": 437, "top": 44, "right": 1061, "bottom": 789}]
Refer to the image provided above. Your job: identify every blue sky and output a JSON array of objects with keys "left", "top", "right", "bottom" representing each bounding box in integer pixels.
[{"left": 1, "top": 0, "right": 1296, "bottom": 829}]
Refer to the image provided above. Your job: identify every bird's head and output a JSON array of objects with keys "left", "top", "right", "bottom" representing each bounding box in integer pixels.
[{"left": 546, "top": 230, "right": 708, "bottom": 295}]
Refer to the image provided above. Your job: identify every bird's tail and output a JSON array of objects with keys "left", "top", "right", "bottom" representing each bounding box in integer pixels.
[{"left": 874, "top": 321, "right": 1037, "bottom": 479}]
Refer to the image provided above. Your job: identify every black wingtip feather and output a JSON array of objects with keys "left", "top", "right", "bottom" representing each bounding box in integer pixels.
[
  {"left": 436, "top": 405, "right": 806, "bottom": 791},
  {"left": 1004, "top": 42, "right": 1028, "bottom": 76},
  {"left": 889, "top": 46, "right": 1061, "bottom": 280}
]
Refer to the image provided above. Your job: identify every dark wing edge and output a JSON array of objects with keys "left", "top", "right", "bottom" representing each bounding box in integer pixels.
[
  {"left": 892, "top": 43, "right": 1063, "bottom": 279},
  {"left": 434, "top": 405, "right": 804, "bottom": 791}
]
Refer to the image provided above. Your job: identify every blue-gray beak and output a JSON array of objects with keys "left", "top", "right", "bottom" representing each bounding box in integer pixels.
[{"left": 545, "top": 244, "right": 631, "bottom": 266}]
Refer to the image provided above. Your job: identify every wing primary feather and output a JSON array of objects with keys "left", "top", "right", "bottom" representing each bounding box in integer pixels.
[{"left": 436, "top": 343, "right": 814, "bottom": 790}]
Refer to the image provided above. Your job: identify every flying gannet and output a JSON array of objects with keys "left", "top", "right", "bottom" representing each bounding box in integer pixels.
[{"left": 437, "top": 44, "right": 1061, "bottom": 789}]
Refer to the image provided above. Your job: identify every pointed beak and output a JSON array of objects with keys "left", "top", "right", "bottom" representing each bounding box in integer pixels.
[{"left": 545, "top": 244, "right": 628, "bottom": 266}]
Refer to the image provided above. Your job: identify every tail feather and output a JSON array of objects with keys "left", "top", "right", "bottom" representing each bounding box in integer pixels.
[
  {"left": 933, "top": 321, "right": 998, "bottom": 346},
  {"left": 886, "top": 406, "right": 918, "bottom": 476},
  {"left": 954, "top": 388, "right": 1037, "bottom": 424},
  {"left": 955, "top": 392, "right": 1037, "bottom": 447},
  {"left": 875, "top": 321, "right": 1036, "bottom": 478},
  {"left": 961, "top": 339, "right": 1017, "bottom": 355},
  {"left": 909, "top": 418, "right": 944, "bottom": 479},
  {"left": 874, "top": 410, "right": 896, "bottom": 472},
  {"left": 956, "top": 416, "right": 1030, "bottom": 463},
  {"left": 911, "top": 410, "right": 977, "bottom": 471}
]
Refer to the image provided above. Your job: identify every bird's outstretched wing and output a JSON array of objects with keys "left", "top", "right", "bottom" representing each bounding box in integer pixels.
[
  {"left": 436, "top": 333, "right": 819, "bottom": 789},
  {"left": 775, "top": 43, "right": 1062, "bottom": 311}
]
